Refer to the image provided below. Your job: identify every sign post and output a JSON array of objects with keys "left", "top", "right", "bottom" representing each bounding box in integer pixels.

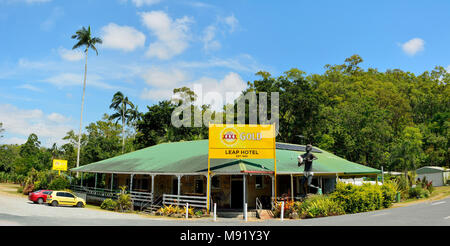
[
  {"left": 208, "top": 123, "right": 276, "bottom": 213},
  {"left": 52, "top": 159, "right": 68, "bottom": 175}
]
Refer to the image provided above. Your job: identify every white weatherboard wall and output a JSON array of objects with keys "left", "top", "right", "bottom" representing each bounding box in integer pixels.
[
  {"left": 417, "top": 173, "right": 444, "bottom": 187},
  {"left": 416, "top": 166, "right": 448, "bottom": 187}
]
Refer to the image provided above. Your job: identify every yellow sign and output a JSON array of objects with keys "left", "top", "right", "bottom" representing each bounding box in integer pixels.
[
  {"left": 52, "top": 159, "right": 68, "bottom": 171},
  {"left": 208, "top": 124, "right": 276, "bottom": 159},
  {"left": 206, "top": 124, "right": 277, "bottom": 212}
]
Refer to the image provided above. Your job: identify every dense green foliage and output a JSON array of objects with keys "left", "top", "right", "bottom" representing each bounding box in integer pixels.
[
  {"left": 100, "top": 198, "right": 118, "bottom": 211},
  {"left": 294, "top": 195, "right": 345, "bottom": 218},
  {"left": 272, "top": 181, "right": 397, "bottom": 219},
  {"left": 0, "top": 55, "right": 448, "bottom": 185},
  {"left": 330, "top": 182, "right": 397, "bottom": 213}
]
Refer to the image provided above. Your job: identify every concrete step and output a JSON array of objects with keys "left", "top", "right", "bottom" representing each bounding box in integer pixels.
[
  {"left": 257, "top": 209, "right": 273, "bottom": 220},
  {"left": 217, "top": 210, "right": 257, "bottom": 219}
]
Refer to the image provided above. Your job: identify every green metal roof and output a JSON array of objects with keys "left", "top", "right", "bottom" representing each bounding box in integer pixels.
[{"left": 71, "top": 140, "right": 380, "bottom": 175}]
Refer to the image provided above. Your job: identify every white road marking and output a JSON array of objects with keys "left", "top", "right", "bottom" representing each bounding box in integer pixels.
[
  {"left": 444, "top": 216, "right": 450, "bottom": 220},
  {"left": 431, "top": 201, "right": 446, "bottom": 206}
]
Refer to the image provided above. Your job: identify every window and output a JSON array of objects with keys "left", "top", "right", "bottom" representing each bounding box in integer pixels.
[
  {"left": 43, "top": 191, "right": 51, "bottom": 195},
  {"left": 65, "top": 193, "right": 75, "bottom": 198},
  {"left": 56, "top": 192, "right": 64, "bottom": 197},
  {"left": 212, "top": 176, "right": 220, "bottom": 189},
  {"left": 195, "top": 179, "right": 204, "bottom": 194},
  {"left": 255, "top": 176, "right": 263, "bottom": 189}
]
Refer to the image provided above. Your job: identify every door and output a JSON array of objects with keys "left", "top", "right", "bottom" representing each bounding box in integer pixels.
[
  {"left": 55, "top": 192, "right": 68, "bottom": 205},
  {"left": 231, "top": 180, "right": 243, "bottom": 209},
  {"left": 64, "top": 192, "right": 76, "bottom": 205}
]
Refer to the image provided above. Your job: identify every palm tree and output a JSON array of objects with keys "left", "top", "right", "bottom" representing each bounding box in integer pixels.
[
  {"left": 72, "top": 26, "right": 102, "bottom": 173},
  {"left": 109, "top": 91, "right": 137, "bottom": 153}
]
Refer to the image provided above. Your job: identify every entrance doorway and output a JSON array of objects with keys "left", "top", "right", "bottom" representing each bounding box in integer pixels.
[{"left": 231, "top": 177, "right": 243, "bottom": 209}]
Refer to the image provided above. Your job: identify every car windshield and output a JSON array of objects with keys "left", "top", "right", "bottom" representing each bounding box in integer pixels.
[
  {"left": 34, "top": 190, "right": 41, "bottom": 193},
  {"left": 43, "top": 191, "right": 51, "bottom": 195}
]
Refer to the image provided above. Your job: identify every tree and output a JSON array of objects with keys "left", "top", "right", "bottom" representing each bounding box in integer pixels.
[
  {"left": 71, "top": 26, "right": 102, "bottom": 172},
  {"left": 390, "top": 127, "right": 423, "bottom": 177},
  {"left": 109, "top": 91, "right": 137, "bottom": 153},
  {"left": 0, "top": 122, "right": 4, "bottom": 138}
]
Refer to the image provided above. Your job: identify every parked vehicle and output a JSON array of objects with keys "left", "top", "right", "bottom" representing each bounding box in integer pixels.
[
  {"left": 46, "top": 191, "right": 86, "bottom": 208},
  {"left": 28, "top": 190, "right": 52, "bottom": 204}
]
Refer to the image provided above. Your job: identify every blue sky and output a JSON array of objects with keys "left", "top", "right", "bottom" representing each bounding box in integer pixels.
[{"left": 0, "top": 0, "right": 449, "bottom": 147}]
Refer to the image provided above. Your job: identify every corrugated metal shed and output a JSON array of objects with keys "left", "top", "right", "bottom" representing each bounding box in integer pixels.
[{"left": 71, "top": 140, "right": 380, "bottom": 175}]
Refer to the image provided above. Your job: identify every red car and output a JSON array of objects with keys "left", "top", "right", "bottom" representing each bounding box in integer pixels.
[{"left": 28, "top": 190, "right": 52, "bottom": 204}]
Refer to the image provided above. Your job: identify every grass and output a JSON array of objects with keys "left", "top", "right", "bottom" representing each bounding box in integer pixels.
[
  {"left": 392, "top": 185, "right": 450, "bottom": 208},
  {"left": 0, "top": 183, "right": 26, "bottom": 197}
]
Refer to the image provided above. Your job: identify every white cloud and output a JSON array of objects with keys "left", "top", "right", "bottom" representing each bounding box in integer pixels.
[
  {"left": 120, "top": 0, "right": 160, "bottom": 7},
  {"left": 0, "top": 104, "right": 72, "bottom": 146},
  {"left": 178, "top": 54, "right": 262, "bottom": 73},
  {"left": 202, "top": 25, "right": 221, "bottom": 52},
  {"left": 140, "top": 11, "right": 193, "bottom": 60},
  {"left": 142, "top": 67, "right": 188, "bottom": 88},
  {"left": 140, "top": 88, "right": 173, "bottom": 101},
  {"left": 4, "top": 0, "right": 52, "bottom": 4},
  {"left": 139, "top": 71, "right": 247, "bottom": 111},
  {"left": 42, "top": 73, "right": 118, "bottom": 90},
  {"left": 401, "top": 38, "right": 425, "bottom": 56},
  {"left": 40, "top": 7, "right": 64, "bottom": 31},
  {"left": 1, "top": 137, "right": 27, "bottom": 145},
  {"left": 17, "top": 83, "right": 43, "bottom": 92},
  {"left": 223, "top": 14, "right": 238, "bottom": 33},
  {"left": 58, "top": 47, "right": 83, "bottom": 61},
  {"left": 101, "top": 23, "right": 146, "bottom": 52}
]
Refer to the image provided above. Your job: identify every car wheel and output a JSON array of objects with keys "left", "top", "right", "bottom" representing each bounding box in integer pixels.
[
  {"left": 76, "top": 202, "right": 84, "bottom": 208},
  {"left": 51, "top": 200, "right": 59, "bottom": 207},
  {"left": 37, "top": 198, "right": 44, "bottom": 204}
]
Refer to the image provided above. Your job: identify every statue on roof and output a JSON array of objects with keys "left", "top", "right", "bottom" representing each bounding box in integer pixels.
[{"left": 298, "top": 144, "right": 321, "bottom": 196}]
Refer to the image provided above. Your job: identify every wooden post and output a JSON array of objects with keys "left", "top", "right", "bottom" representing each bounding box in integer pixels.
[
  {"left": 243, "top": 174, "right": 246, "bottom": 210},
  {"left": 271, "top": 175, "right": 275, "bottom": 209},
  {"left": 207, "top": 158, "right": 211, "bottom": 213},
  {"left": 80, "top": 172, "right": 83, "bottom": 187},
  {"left": 151, "top": 175, "right": 155, "bottom": 192},
  {"left": 111, "top": 173, "right": 113, "bottom": 190},
  {"left": 273, "top": 123, "right": 277, "bottom": 202},
  {"left": 290, "top": 174, "right": 294, "bottom": 201},
  {"left": 94, "top": 173, "right": 97, "bottom": 189},
  {"left": 151, "top": 175, "right": 155, "bottom": 204},
  {"left": 130, "top": 174, "right": 134, "bottom": 192},
  {"left": 177, "top": 175, "right": 181, "bottom": 206}
]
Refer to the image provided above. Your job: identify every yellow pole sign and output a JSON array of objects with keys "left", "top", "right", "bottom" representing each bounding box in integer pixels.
[
  {"left": 52, "top": 159, "right": 68, "bottom": 175},
  {"left": 207, "top": 124, "right": 277, "bottom": 212},
  {"left": 208, "top": 124, "right": 276, "bottom": 159}
]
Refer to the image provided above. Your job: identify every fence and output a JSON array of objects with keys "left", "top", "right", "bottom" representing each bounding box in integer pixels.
[{"left": 162, "top": 194, "right": 208, "bottom": 208}]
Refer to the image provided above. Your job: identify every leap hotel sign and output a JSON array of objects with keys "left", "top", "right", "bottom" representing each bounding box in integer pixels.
[{"left": 208, "top": 124, "right": 276, "bottom": 159}]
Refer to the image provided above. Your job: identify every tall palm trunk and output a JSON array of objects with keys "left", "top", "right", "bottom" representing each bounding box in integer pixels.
[
  {"left": 76, "top": 49, "right": 88, "bottom": 177},
  {"left": 122, "top": 100, "right": 125, "bottom": 154}
]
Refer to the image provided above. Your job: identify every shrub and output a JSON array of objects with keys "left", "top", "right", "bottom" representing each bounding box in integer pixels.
[
  {"left": 295, "top": 195, "right": 345, "bottom": 218},
  {"left": 100, "top": 199, "right": 118, "bottom": 211},
  {"left": 48, "top": 176, "right": 70, "bottom": 190},
  {"left": 381, "top": 181, "right": 397, "bottom": 208},
  {"left": 272, "top": 200, "right": 295, "bottom": 218},
  {"left": 408, "top": 187, "right": 430, "bottom": 199},
  {"left": 117, "top": 186, "right": 132, "bottom": 212},
  {"left": 330, "top": 182, "right": 387, "bottom": 214}
]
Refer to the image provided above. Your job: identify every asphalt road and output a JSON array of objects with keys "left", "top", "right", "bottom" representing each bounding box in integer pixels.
[{"left": 0, "top": 192, "right": 449, "bottom": 226}]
